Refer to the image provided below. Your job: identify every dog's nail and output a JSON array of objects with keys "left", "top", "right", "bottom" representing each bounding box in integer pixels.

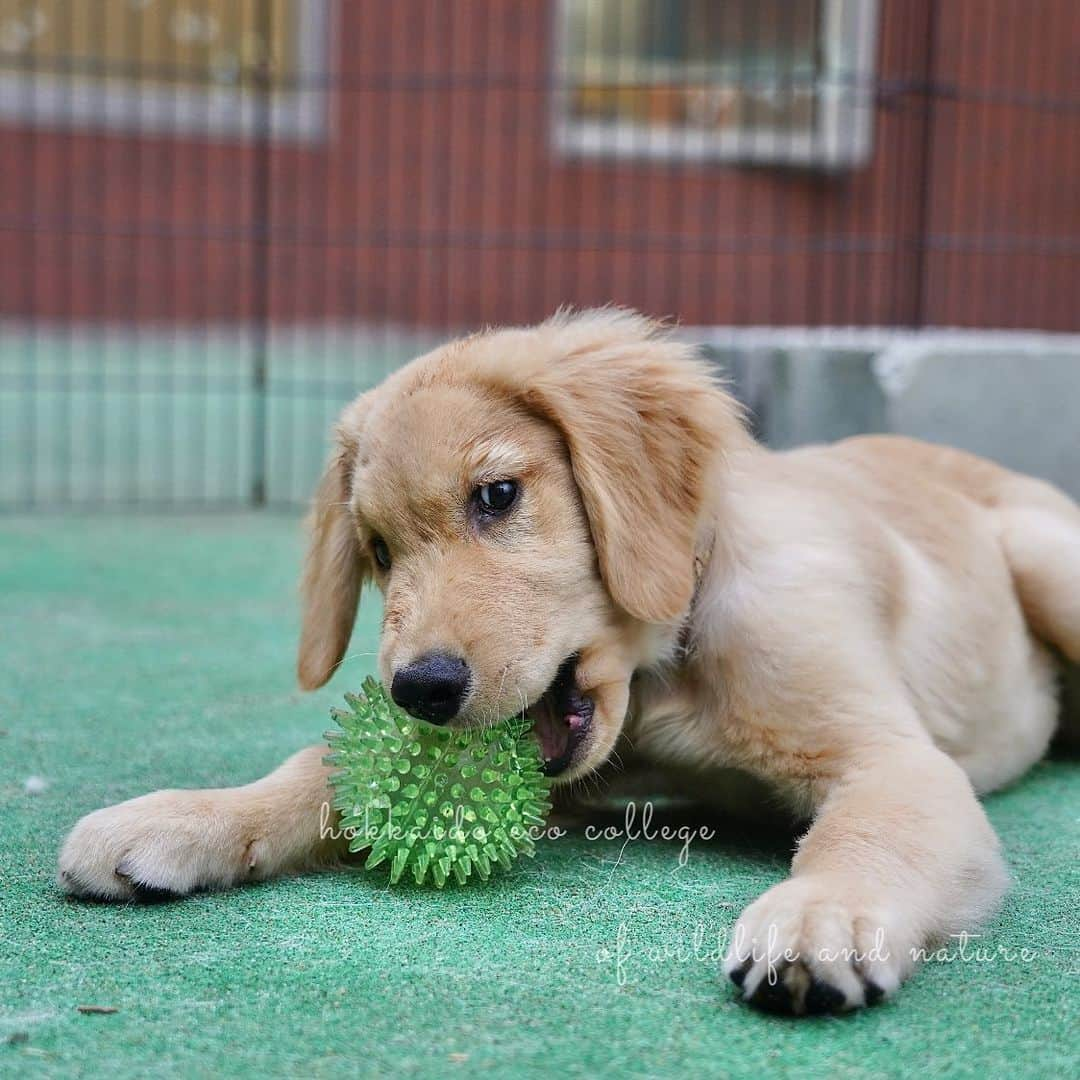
[
  {"left": 729, "top": 957, "right": 753, "bottom": 988},
  {"left": 804, "top": 976, "right": 847, "bottom": 1014},
  {"left": 748, "top": 968, "right": 795, "bottom": 1014},
  {"left": 864, "top": 979, "right": 886, "bottom": 1005},
  {"left": 129, "top": 883, "right": 184, "bottom": 904}
]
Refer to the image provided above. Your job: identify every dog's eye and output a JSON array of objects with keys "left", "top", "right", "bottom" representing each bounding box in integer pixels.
[
  {"left": 372, "top": 536, "right": 392, "bottom": 571},
  {"left": 476, "top": 480, "right": 519, "bottom": 516}
]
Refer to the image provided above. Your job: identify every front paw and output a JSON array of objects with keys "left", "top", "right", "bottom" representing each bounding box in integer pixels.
[
  {"left": 723, "top": 876, "right": 915, "bottom": 1014},
  {"left": 58, "top": 790, "right": 255, "bottom": 901}
]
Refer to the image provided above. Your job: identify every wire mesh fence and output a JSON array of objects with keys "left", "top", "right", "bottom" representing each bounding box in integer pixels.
[{"left": 0, "top": 0, "right": 1077, "bottom": 509}]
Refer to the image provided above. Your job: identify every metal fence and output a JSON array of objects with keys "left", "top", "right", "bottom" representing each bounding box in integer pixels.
[{"left": 1, "top": 0, "right": 1077, "bottom": 509}]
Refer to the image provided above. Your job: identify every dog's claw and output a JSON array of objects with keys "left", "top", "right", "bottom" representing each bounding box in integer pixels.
[
  {"left": 747, "top": 969, "right": 796, "bottom": 1014},
  {"left": 728, "top": 957, "right": 753, "bottom": 989},
  {"left": 804, "top": 976, "right": 847, "bottom": 1014}
]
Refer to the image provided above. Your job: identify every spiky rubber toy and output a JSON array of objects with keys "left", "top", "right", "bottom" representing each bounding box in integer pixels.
[{"left": 325, "top": 677, "right": 552, "bottom": 886}]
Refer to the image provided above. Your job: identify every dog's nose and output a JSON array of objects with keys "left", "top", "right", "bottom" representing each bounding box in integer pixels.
[{"left": 390, "top": 653, "right": 471, "bottom": 725}]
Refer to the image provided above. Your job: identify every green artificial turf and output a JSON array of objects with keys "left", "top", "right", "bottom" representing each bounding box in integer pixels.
[{"left": 1, "top": 514, "right": 1077, "bottom": 1079}]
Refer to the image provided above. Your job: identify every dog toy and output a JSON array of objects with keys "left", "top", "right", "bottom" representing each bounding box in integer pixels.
[{"left": 325, "top": 677, "right": 552, "bottom": 886}]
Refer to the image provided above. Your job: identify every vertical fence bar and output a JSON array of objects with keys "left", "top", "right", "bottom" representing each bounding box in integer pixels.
[
  {"left": 249, "top": 4, "right": 274, "bottom": 508},
  {"left": 910, "top": 0, "right": 941, "bottom": 328}
]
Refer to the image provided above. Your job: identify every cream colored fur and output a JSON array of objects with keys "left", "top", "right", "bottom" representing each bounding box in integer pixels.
[{"left": 58, "top": 310, "right": 1080, "bottom": 1014}]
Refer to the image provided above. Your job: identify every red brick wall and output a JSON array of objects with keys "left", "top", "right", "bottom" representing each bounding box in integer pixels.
[{"left": 0, "top": 0, "right": 1076, "bottom": 330}]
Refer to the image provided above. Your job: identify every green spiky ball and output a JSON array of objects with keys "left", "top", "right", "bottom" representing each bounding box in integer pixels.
[{"left": 325, "top": 677, "right": 552, "bottom": 887}]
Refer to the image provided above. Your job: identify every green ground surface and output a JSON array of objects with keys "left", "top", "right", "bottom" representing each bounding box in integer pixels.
[{"left": 1, "top": 514, "right": 1077, "bottom": 1079}]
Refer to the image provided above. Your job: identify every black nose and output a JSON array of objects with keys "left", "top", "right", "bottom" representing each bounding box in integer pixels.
[{"left": 390, "top": 653, "right": 471, "bottom": 725}]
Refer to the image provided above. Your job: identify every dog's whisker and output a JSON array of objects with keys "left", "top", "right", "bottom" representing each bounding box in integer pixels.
[
  {"left": 495, "top": 664, "right": 510, "bottom": 708},
  {"left": 329, "top": 650, "right": 380, "bottom": 676}
]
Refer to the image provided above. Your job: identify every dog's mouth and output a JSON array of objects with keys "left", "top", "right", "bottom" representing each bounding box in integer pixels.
[{"left": 525, "top": 655, "right": 595, "bottom": 778}]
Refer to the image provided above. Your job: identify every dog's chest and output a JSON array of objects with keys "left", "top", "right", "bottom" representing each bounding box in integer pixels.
[
  {"left": 626, "top": 663, "right": 819, "bottom": 816},
  {"left": 627, "top": 665, "right": 735, "bottom": 767}
]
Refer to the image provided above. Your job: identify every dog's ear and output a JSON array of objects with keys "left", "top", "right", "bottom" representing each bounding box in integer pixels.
[
  {"left": 297, "top": 396, "right": 372, "bottom": 690},
  {"left": 492, "top": 310, "right": 747, "bottom": 624}
]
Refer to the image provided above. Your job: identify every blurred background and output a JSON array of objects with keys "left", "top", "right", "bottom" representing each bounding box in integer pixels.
[{"left": 0, "top": 0, "right": 1077, "bottom": 510}]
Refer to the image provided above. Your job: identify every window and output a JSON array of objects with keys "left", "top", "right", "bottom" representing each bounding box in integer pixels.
[
  {"left": 0, "top": 0, "right": 330, "bottom": 140},
  {"left": 554, "top": 0, "right": 879, "bottom": 168}
]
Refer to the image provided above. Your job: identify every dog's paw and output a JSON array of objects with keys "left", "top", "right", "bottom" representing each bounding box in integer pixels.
[
  {"left": 723, "top": 876, "right": 915, "bottom": 1014},
  {"left": 57, "top": 789, "right": 258, "bottom": 901}
]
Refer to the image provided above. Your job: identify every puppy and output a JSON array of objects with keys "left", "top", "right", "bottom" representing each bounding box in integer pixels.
[{"left": 58, "top": 309, "right": 1080, "bottom": 1014}]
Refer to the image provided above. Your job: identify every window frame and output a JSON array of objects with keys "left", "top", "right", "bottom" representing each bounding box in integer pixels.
[
  {"left": 0, "top": 0, "right": 332, "bottom": 142},
  {"left": 551, "top": 0, "right": 880, "bottom": 170}
]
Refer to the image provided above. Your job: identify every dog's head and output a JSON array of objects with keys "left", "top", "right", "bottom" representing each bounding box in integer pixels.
[{"left": 297, "top": 309, "right": 745, "bottom": 782}]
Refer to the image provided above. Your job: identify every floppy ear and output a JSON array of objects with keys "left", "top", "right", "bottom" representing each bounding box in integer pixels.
[
  {"left": 297, "top": 397, "right": 372, "bottom": 690},
  {"left": 497, "top": 310, "right": 746, "bottom": 624}
]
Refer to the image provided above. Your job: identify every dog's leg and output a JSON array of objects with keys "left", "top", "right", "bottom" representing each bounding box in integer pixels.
[
  {"left": 722, "top": 738, "right": 1008, "bottom": 1014},
  {"left": 58, "top": 745, "right": 347, "bottom": 901},
  {"left": 998, "top": 486, "right": 1080, "bottom": 665},
  {"left": 999, "top": 496, "right": 1080, "bottom": 746}
]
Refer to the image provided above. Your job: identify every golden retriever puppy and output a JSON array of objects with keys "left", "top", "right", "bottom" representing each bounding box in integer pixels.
[{"left": 58, "top": 310, "right": 1080, "bottom": 1015}]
